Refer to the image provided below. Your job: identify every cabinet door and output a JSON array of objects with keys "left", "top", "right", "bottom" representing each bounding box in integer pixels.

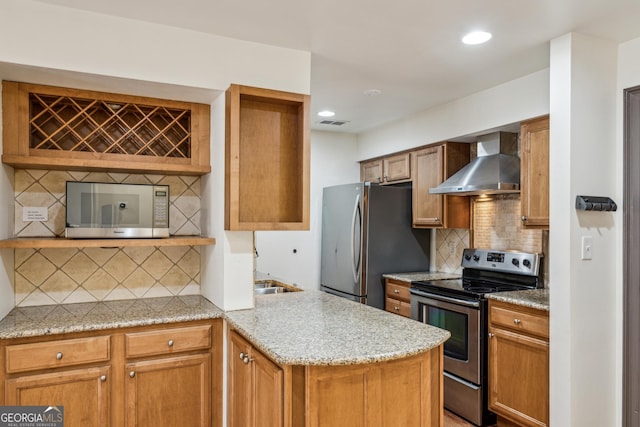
[
  {"left": 489, "top": 328, "right": 549, "bottom": 427},
  {"left": 412, "top": 146, "right": 444, "bottom": 227},
  {"left": 125, "top": 354, "right": 211, "bottom": 427},
  {"left": 383, "top": 153, "right": 411, "bottom": 183},
  {"left": 228, "top": 331, "right": 254, "bottom": 427},
  {"left": 361, "top": 159, "right": 383, "bottom": 183},
  {"left": 5, "top": 366, "right": 110, "bottom": 427},
  {"left": 253, "top": 347, "right": 284, "bottom": 426},
  {"left": 228, "top": 330, "right": 283, "bottom": 427},
  {"left": 520, "top": 116, "right": 549, "bottom": 228}
]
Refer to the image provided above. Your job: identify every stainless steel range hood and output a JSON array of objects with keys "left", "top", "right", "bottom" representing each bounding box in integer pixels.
[{"left": 429, "top": 131, "right": 520, "bottom": 195}]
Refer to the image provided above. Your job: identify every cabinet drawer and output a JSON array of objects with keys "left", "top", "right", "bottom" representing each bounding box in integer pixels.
[
  {"left": 6, "top": 336, "right": 110, "bottom": 373},
  {"left": 490, "top": 305, "right": 549, "bottom": 339},
  {"left": 125, "top": 324, "right": 211, "bottom": 358},
  {"left": 385, "top": 298, "right": 411, "bottom": 318},
  {"left": 385, "top": 281, "right": 410, "bottom": 302}
]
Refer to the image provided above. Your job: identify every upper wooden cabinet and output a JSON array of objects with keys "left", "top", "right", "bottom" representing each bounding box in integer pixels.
[
  {"left": 412, "top": 142, "right": 470, "bottom": 228},
  {"left": 225, "top": 84, "right": 310, "bottom": 231},
  {"left": 360, "top": 152, "right": 411, "bottom": 185},
  {"left": 1, "top": 81, "right": 211, "bottom": 175},
  {"left": 520, "top": 116, "right": 549, "bottom": 229}
]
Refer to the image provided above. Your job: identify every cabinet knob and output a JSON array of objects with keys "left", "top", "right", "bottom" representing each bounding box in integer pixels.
[
  {"left": 488, "top": 333, "right": 495, "bottom": 338},
  {"left": 394, "top": 289, "right": 400, "bottom": 294},
  {"left": 243, "top": 356, "right": 253, "bottom": 365},
  {"left": 100, "top": 375, "right": 107, "bottom": 382},
  {"left": 129, "top": 371, "right": 136, "bottom": 378},
  {"left": 239, "top": 352, "right": 246, "bottom": 360},
  {"left": 435, "top": 217, "right": 440, "bottom": 222},
  {"left": 56, "top": 352, "right": 63, "bottom": 360},
  {"left": 168, "top": 339, "right": 174, "bottom": 347},
  {"left": 514, "top": 318, "right": 522, "bottom": 325},
  {"left": 521, "top": 215, "right": 527, "bottom": 221},
  {"left": 394, "top": 306, "right": 400, "bottom": 311}
]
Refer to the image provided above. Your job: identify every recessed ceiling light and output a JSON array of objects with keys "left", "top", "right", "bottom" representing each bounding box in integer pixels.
[
  {"left": 318, "top": 110, "right": 336, "bottom": 117},
  {"left": 462, "top": 31, "right": 492, "bottom": 45}
]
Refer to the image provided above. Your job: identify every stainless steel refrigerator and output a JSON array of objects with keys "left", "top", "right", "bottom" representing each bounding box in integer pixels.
[{"left": 320, "top": 182, "right": 431, "bottom": 309}]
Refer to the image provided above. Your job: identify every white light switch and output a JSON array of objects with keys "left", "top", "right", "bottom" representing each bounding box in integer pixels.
[
  {"left": 23, "top": 207, "right": 48, "bottom": 222},
  {"left": 581, "top": 236, "right": 593, "bottom": 260}
]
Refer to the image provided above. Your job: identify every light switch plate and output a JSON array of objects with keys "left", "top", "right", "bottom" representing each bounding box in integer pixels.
[
  {"left": 581, "top": 236, "right": 593, "bottom": 260},
  {"left": 23, "top": 207, "right": 48, "bottom": 222}
]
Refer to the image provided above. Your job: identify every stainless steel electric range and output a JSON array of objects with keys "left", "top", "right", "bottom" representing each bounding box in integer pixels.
[{"left": 410, "top": 248, "right": 543, "bottom": 426}]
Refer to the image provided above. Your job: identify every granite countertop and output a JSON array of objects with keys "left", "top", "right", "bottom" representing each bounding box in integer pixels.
[
  {"left": 382, "top": 271, "right": 461, "bottom": 282},
  {"left": 486, "top": 288, "right": 550, "bottom": 311},
  {"left": 225, "top": 290, "right": 450, "bottom": 366},
  {"left": 0, "top": 295, "right": 224, "bottom": 339},
  {"left": 0, "top": 291, "right": 450, "bottom": 367}
]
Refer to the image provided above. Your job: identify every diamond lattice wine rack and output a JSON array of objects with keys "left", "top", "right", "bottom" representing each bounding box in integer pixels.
[{"left": 2, "top": 81, "right": 211, "bottom": 175}]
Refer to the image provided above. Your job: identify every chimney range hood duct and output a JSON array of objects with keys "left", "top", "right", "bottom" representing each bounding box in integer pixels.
[{"left": 429, "top": 131, "right": 520, "bottom": 195}]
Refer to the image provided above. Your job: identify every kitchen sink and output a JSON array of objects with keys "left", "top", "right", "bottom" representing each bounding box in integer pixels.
[
  {"left": 254, "top": 286, "right": 290, "bottom": 295},
  {"left": 254, "top": 279, "right": 300, "bottom": 294}
]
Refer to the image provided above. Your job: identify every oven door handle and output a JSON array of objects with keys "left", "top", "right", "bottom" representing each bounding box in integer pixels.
[
  {"left": 410, "top": 289, "right": 480, "bottom": 308},
  {"left": 443, "top": 371, "right": 481, "bottom": 391}
]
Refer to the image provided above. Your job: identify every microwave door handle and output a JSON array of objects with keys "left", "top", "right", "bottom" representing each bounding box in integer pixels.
[{"left": 350, "top": 193, "right": 362, "bottom": 283}]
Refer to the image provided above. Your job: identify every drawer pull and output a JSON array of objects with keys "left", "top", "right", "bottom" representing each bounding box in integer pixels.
[
  {"left": 129, "top": 371, "right": 135, "bottom": 378},
  {"left": 394, "top": 306, "right": 400, "bottom": 311},
  {"left": 514, "top": 318, "right": 522, "bottom": 325},
  {"left": 394, "top": 289, "right": 400, "bottom": 294},
  {"left": 168, "top": 339, "right": 174, "bottom": 347},
  {"left": 56, "top": 352, "right": 63, "bottom": 360},
  {"left": 100, "top": 375, "right": 107, "bottom": 382}
]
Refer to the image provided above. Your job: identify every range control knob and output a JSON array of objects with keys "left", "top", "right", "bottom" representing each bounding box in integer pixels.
[
  {"left": 523, "top": 259, "right": 531, "bottom": 268},
  {"left": 512, "top": 258, "right": 519, "bottom": 267},
  {"left": 464, "top": 254, "right": 472, "bottom": 261},
  {"left": 473, "top": 255, "right": 480, "bottom": 262}
]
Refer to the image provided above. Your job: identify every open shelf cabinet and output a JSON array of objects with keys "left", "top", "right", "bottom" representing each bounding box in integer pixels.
[{"left": 225, "top": 84, "right": 310, "bottom": 230}]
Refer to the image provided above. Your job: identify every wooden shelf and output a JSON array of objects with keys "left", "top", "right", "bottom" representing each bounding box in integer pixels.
[{"left": 0, "top": 236, "right": 215, "bottom": 249}]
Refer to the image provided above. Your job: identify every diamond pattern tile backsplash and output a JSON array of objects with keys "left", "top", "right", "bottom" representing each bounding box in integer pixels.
[
  {"left": 13, "top": 170, "right": 203, "bottom": 306},
  {"left": 435, "top": 229, "right": 469, "bottom": 274}
]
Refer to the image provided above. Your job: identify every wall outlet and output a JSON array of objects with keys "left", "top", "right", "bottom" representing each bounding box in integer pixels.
[{"left": 581, "top": 236, "right": 593, "bottom": 260}]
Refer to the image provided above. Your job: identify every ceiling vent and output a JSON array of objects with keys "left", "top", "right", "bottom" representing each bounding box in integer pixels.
[{"left": 318, "top": 120, "right": 349, "bottom": 126}]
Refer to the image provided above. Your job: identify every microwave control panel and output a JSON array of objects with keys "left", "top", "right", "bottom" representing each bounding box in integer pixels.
[{"left": 153, "top": 186, "right": 169, "bottom": 228}]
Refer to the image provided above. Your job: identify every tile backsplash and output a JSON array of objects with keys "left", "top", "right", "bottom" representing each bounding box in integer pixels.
[
  {"left": 434, "top": 194, "right": 546, "bottom": 276},
  {"left": 12, "top": 170, "right": 203, "bottom": 306},
  {"left": 472, "top": 194, "right": 544, "bottom": 253}
]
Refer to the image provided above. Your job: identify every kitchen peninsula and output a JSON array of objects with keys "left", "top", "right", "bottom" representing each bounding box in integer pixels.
[{"left": 0, "top": 291, "right": 450, "bottom": 426}]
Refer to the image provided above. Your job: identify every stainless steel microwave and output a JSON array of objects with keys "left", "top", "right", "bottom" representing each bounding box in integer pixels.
[{"left": 65, "top": 182, "right": 170, "bottom": 238}]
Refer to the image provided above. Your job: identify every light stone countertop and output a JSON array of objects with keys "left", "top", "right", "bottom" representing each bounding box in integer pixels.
[
  {"left": 486, "top": 288, "right": 550, "bottom": 311},
  {"left": 225, "top": 290, "right": 450, "bottom": 366},
  {"left": 0, "top": 291, "right": 450, "bottom": 367},
  {"left": 0, "top": 295, "right": 224, "bottom": 339},
  {"left": 382, "top": 271, "right": 461, "bottom": 282}
]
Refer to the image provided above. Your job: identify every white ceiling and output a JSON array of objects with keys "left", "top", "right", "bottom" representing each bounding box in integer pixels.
[{"left": 35, "top": 0, "right": 640, "bottom": 134}]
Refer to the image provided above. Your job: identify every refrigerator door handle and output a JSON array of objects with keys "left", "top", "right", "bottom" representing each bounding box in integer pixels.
[{"left": 350, "top": 193, "right": 362, "bottom": 283}]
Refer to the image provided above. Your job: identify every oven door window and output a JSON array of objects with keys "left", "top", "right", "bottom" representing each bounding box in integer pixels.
[{"left": 427, "top": 306, "right": 468, "bottom": 361}]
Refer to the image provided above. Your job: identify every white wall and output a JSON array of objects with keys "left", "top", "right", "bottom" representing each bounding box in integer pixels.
[
  {"left": 255, "top": 130, "right": 359, "bottom": 289},
  {"left": 615, "top": 35, "right": 640, "bottom": 427},
  {"left": 549, "top": 33, "right": 619, "bottom": 427},
  {"left": 0, "top": 0, "right": 311, "bottom": 312},
  {"left": 356, "top": 69, "right": 549, "bottom": 160}
]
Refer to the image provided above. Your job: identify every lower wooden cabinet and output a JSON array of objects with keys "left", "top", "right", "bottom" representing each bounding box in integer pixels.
[
  {"left": 0, "top": 319, "right": 223, "bottom": 427},
  {"left": 5, "top": 366, "right": 111, "bottom": 426},
  {"left": 384, "top": 278, "right": 411, "bottom": 318},
  {"left": 488, "top": 300, "right": 549, "bottom": 427},
  {"left": 228, "top": 329, "right": 283, "bottom": 427},
  {"left": 228, "top": 328, "right": 444, "bottom": 427}
]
